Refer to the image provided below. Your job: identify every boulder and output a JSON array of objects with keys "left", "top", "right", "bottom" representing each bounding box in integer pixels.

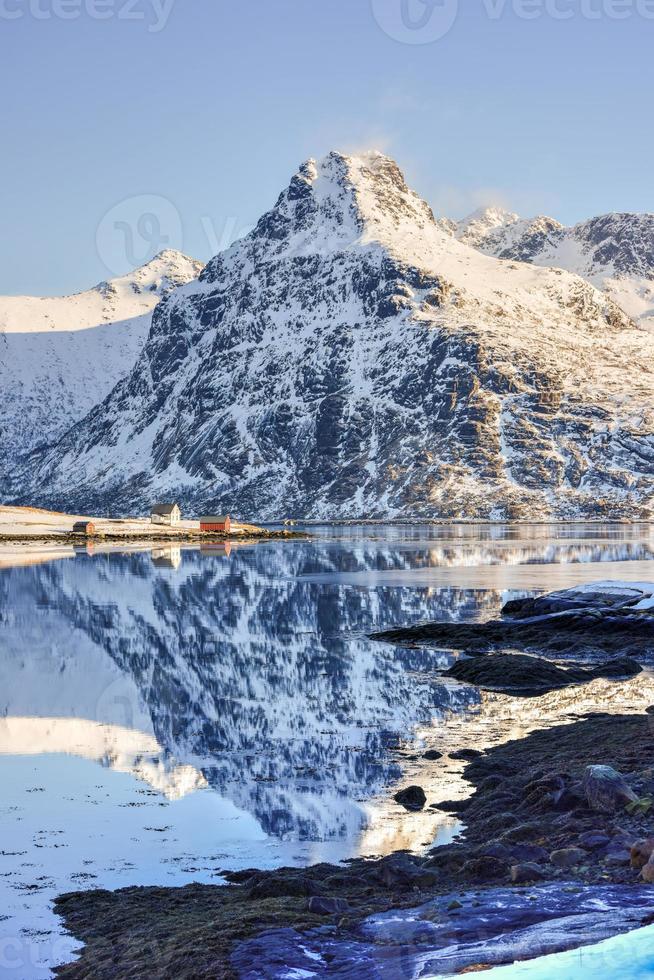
[
  {"left": 550, "top": 847, "right": 587, "bottom": 870},
  {"left": 461, "top": 856, "right": 509, "bottom": 881},
  {"left": 582, "top": 765, "right": 638, "bottom": 813},
  {"left": 642, "top": 858, "right": 654, "bottom": 883},
  {"left": 394, "top": 785, "right": 427, "bottom": 811},
  {"left": 631, "top": 838, "right": 654, "bottom": 870},
  {"left": 423, "top": 749, "right": 443, "bottom": 760},
  {"left": 375, "top": 855, "right": 438, "bottom": 889},
  {"left": 578, "top": 831, "right": 611, "bottom": 851},
  {"left": 510, "top": 862, "right": 549, "bottom": 884}
]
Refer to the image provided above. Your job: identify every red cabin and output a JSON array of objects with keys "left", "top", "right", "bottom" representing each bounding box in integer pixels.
[
  {"left": 200, "top": 514, "right": 231, "bottom": 533},
  {"left": 72, "top": 521, "right": 96, "bottom": 536}
]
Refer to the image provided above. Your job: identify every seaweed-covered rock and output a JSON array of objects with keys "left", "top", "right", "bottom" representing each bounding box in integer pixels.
[
  {"left": 394, "top": 785, "right": 427, "bottom": 811},
  {"left": 444, "top": 653, "right": 641, "bottom": 696},
  {"left": 582, "top": 766, "right": 638, "bottom": 813}
]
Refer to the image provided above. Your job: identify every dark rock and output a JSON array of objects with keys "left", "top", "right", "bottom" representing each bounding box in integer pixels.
[
  {"left": 582, "top": 765, "right": 638, "bottom": 813},
  {"left": 578, "top": 831, "right": 611, "bottom": 851},
  {"left": 394, "top": 785, "right": 427, "bottom": 811},
  {"left": 444, "top": 652, "right": 642, "bottom": 697},
  {"left": 550, "top": 847, "right": 587, "bottom": 869},
  {"left": 510, "top": 862, "right": 549, "bottom": 883},
  {"left": 423, "top": 750, "right": 443, "bottom": 760},
  {"left": 429, "top": 799, "right": 461, "bottom": 813},
  {"left": 461, "top": 856, "right": 509, "bottom": 881},
  {"left": 449, "top": 748, "right": 484, "bottom": 761},
  {"left": 373, "top": 854, "right": 438, "bottom": 889}
]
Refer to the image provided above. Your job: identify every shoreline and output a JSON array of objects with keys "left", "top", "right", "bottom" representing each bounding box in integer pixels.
[
  {"left": 52, "top": 709, "right": 654, "bottom": 979},
  {"left": 0, "top": 529, "right": 306, "bottom": 545}
]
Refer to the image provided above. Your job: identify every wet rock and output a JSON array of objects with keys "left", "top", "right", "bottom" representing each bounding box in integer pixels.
[
  {"left": 449, "top": 748, "right": 484, "bottom": 761},
  {"left": 630, "top": 838, "right": 654, "bottom": 870},
  {"left": 394, "top": 785, "right": 427, "bottom": 811},
  {"left": 641, "top": 857, "right": 654, "bottom": 883},
  {"left": 233, "top": 883, "right": 654, "bottom": 979},
  {"left": 510, "top": 862, "right": 549, "bottom": 884},
  {"left": 550, "top": 847, "right": 587, "bottom": 869},
  {"left": 578, "top": 831, "right": 611, "bottom": 851},
  {"left": 423, "top": 750, "right": 443, "bottom": 761},
  {"left": 582, "top": 765, "right": 638, "bottom": 813},
  {"left": 308, "top": 896, "right": 350, "bottom": 916}
]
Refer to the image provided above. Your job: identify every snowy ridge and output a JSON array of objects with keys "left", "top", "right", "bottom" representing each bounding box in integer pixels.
[
  {"left": 13, "top": 152, "right": 654, "bottom": 520},
  {"left": 0, "top": 249, "right": 203, "bottom": 491},
  {"left": 449, "top": 207, "right": 654, "bottom": 331}
]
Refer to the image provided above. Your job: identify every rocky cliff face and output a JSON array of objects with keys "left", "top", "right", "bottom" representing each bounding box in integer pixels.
[
  {"left": 0, "top": 249, "right": 202, "bottom": 494},
  {"left": 16, "top": 153, "right": 654, "bottom": 520},
  {"left": 450, "top": 207, "right": 654, "bottom": 331}
]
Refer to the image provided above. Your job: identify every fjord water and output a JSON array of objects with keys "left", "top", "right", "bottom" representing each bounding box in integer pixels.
[{"left": 2, "top": 524, "right": 654, "bottom": 977}]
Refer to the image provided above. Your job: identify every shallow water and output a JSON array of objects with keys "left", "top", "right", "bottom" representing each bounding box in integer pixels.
[{"left": 1, "top": 523, "right": 654, "bottom": 977}]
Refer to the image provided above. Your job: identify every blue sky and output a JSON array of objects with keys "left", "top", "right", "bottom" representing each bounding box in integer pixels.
[{"left": 2, "top": 0, "right": 652, "bottom": 294}]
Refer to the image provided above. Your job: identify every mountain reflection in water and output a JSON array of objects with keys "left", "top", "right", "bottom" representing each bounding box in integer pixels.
[{"left": 2, "top": 524, "right": 654, "bottom": 977}]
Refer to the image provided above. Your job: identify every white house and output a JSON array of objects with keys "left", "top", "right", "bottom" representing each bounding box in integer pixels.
[{"left": 150, "top": 503, "right": 181, "bottom": 526}]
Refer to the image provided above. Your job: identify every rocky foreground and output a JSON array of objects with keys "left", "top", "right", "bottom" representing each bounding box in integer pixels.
[
  {"left": 53, "top": 584, "right": 654, "bottom": 979},
  {"left": 54, "top": 712, "right": 654, "bottom": 978}
]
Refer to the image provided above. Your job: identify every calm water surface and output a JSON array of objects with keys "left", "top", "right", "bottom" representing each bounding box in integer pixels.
[{"left": 2, "top": 523, "right": 654, "bottom": 977}]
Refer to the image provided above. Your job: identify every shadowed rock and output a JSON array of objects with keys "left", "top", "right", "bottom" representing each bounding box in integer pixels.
[{"left": 444, "top": 653, "right": 641, "bottom": 697}]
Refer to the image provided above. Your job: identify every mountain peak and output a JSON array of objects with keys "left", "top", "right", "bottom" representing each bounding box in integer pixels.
[
  {"left": 219, "top": 150, "right": 439, "bottom": 265},
  {"left": 458, "top": 206, "right": 521, "bottom": 236}
]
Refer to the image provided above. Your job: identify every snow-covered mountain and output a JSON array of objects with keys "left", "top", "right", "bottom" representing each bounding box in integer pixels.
[
  {"left": 0, "top": 249, "right": 202, "bottom": 491},
  {"left": 15, "top": 152, "right": 654, "bottom": 520},
  {"left": 449, "top": 207, "right": 654, "bottom": 331}
]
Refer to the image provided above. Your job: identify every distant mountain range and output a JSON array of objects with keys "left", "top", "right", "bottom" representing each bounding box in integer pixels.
[
  {"left": 6, "top": 153, "right": 654, "bottom": 520},
  {"left": 0, "top": 250, "right": 202, "bottom": 486},
  {"left": 440, "top": 206, "right": 654, "bottom": 331}
]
